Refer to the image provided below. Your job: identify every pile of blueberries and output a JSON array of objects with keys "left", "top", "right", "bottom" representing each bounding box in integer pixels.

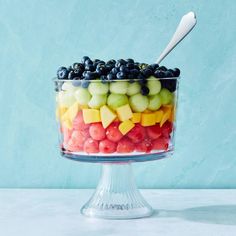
[{"left": 56, "top": 56, "right": 180, "bottom": 92}]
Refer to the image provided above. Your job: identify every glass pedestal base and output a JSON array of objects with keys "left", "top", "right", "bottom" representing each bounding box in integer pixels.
[{"left": 81, "top": 163, "right": 153, "bottom": 219}]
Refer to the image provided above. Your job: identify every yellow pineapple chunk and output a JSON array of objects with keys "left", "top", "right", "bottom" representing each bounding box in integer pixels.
[
  {"left": 61, "top": 102, "right": 80, "bottom": 124},
  {"left": 160, "top": 106, "right": 172, "bottom": 127},
  {"left": 168, "top": 107, "right": 175, "bottom": 122},
  {"left": 56, "top": 106, "right": 67, "bottom": 121},
  {"left": 131, "top": 113, "right": 141, "bottom": 123},
  {"left": 82, "top": 109, "right": 101, "bottom": 124},
  {"left": 116, "top": 104, "right": 133, "bottom": 121},
  {"left": 100, "top": 105, "right": 117, "bottom": 128},
  {"left": 141, "top": 113, "right": 156, "bottom": 126},
  {"left": 155, "top": 109, "right": 164, "bottom": 123},
  {"left": 63, "top": 119, "right": 72, "bottom": 130},
  {"left": 119, "top": 120, "right": 135, "bottom": 135},
  {"left": 67, "top": 102, "right": 80, "bottom": 123}
]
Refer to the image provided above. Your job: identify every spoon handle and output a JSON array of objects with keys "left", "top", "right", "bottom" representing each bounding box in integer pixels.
[{"left": 156, "top": 11, "right": 197, "bottom": 64}]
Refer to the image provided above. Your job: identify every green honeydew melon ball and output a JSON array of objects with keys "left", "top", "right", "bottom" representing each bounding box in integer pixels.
[
  {"left": 107, "top": 94, "right": 129, "bottom": 110},
  {"left": 74, "top": 87, "right": 92, "bottom": 105},
  {"left": 126, "top": 82, "right": 141, "bottom": 96},
  {"left": 148, "top": 94, "right": 162, "bottom": 111},
  {"left": 88, "top": 82, "right": 109, "bottom": 95},
  {"left": 109, "top": 81, "right": 129, "bottom": 94},
  {"left": 147, "top": 77, "right": 161, "bottom": 95},
  {"left": 88, "top": 94, "right": 107, "bottom": 108},
  {"left": 159, "top": 88, "right": 173, "bottom": 105},
  {"left": 129, "top": 93, "right": 149, "bottom": 112}
]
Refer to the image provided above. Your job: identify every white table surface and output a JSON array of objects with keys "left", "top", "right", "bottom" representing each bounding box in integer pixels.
[{"left": 0, "top": 189, "right": 236, "bottom": 236}]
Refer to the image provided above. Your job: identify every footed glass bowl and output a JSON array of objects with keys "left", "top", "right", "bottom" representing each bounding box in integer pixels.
[{"left": 54, "top": 77, "right": 179, "bottom": 219}]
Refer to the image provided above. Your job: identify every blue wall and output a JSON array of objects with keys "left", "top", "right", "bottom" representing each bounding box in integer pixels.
[{"left": 0, "top": 0, "right": 235, "bottom": 188}]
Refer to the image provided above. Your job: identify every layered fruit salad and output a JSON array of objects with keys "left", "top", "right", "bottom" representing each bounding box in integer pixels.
[{"left": 55, "top": 57, "right": 179, "bottom": 155}]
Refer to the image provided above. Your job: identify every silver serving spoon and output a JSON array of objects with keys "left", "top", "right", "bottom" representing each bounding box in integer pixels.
[{"left": 156, "top": 11, "right": 197, "bottom": 64}]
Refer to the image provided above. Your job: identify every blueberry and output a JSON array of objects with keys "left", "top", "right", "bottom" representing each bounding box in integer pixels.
[
  {"left": 84, "top": 71, "right": 96, "bottom": 80},
  {"left": 57, "top": 67, "right": 68, "bottom": 80},
  {"left": 82, "top": 71, "right": 88, "bottom": 77},
  {"left": 72, "top": 80, "right": 82, "bottom": 87},
  {"left": 127, "top": 63, "right": 134, "bottom": 69},
  {"left": 116, "top": 71, "right": 126, "bottom": 80},
  {"left": 82, "top": 56, "right": 90, "bottom": 64},
  {"left": 96, "top": 62, "right": 106, "bottom": 68},
  {"left": 149, "top": 63, "right": 159, "bottom": 70},
  {"left": 117, "top": 59, "right": 126, "bottom": 64},
  {"left": 146, "top": 66, "right": 154, "bottom": 74},
  {"left": 107, "top": 59, "right": 116, "bottom": 65},
  {"left": 74, "top": 68, "right": 83, "bottom": 76},
  {"left": 128, "top": 73, "right": 135, "bottom": 83},
  {"left": 84, "top": 74, "right": 90, "bottom": 80},
  {"left": 96, "top": 66, "right": 107, "bottom": 75},
  {"left": 164, "top": 70, "right": 174, "bottom": 78},
  {"left": 168, "top": 69, "right": 175, "bottom": 77},
  {"left": 137, "top": 73, "right": 146, "bottom": 80},
  {"left": 128, "top": 73, "right": 135, "bottom": 79},
  {"left": 141, "top": 86, "right": 150, "bottom": 95},
  {"left": 173, "top": 68, "right": 180, "bottom": 77},
  {"left": 70, "top": 70, "right": 82, "bottom": 79},
  {"left": 139, "top": 78, "right": 147, "bottom": 86},
  {"left": 93, "top": 72, "right": 99, "bottom": 78},
  {"left": 161, "top": 79, "right": 177, "bottom": 92},
  {"left": 85, "top": 64, "right": 95, "bottom": 71},
  {"left": 154, "top": 70, "right": 165, "bottom": 78},
  {"left": 73, "top": 63, "right": 84, "bottom": 70},
  {"left": 94, "top": 59, "right": 100, "bottom": 63},
  {"left": 68, "top": 70, "right": 77, "bottom": 80},
  {"left": 72, "top": 63, "right": 79, "bottom": 69},
  {"left": 138, "top": 73, "right": 147, "bottom": 85},
  {"left": 93, "top": 59, "right": 103, "bottom": 67},
  {"left": 115, "top": 62, "right": 122, "bottom": 68},
  {"left": 97, "top": 62, "right": 105, "bottom": 68},
  {"left": 81, "top": 80, "right": 90, "bottom": 88},
  {"left": 133, "top": 64, "right": 140, "bottom": 70},
  {"left": 107, "top": 73, "right": 116, "bottom": 81},
  {"left": 115, "top": 59, "right": 126, "bottom": 68},
  {"left": 85, "top": 59, "right": 93, "bottom": 66},
  {"left": 119, "top": 65, "right": 128, "bottom": 73},
  {"left": 101, "top": 75, "right": 108, "bottom": 83},
  {"left": 100, "top": 75, "right": 107, "bottom": 80},
  {"left": 111, "top": 67, "right": 119, "bottom": 75},
  {"left": 130, "top": 69, "right": 139, "bottom": 77},
  {"left": 141, "top": 68, "right": 153, "bottom": 78},
  {"left": 158, "top": 66, "right": 167, "bottom": 71},
  {"left": 126, "top": 58, "right": 134, "bottom": 64},
  {"left": 105, "top": 64, "right": 113, "bottom": 72}
]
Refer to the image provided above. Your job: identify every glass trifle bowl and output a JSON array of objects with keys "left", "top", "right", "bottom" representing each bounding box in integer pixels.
[{"left": 54, "top": 58, "right": 180, "bottom": 219}]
